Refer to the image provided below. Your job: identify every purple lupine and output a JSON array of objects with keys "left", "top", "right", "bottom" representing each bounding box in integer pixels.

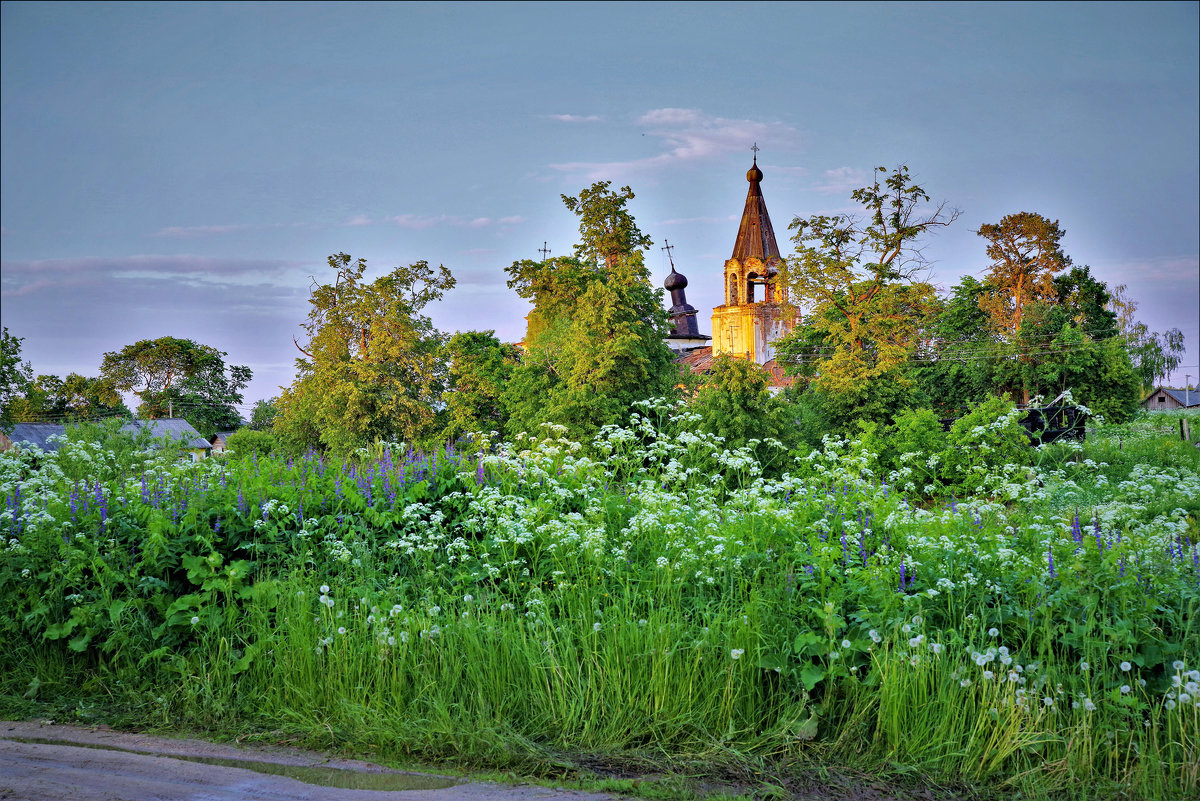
[
  {"left": 1093, "top": 515, "right": 1105, "bottom": 552},
  {"left": 69, "top": 484, "right": 79, "bottom": 523},
  {"left": 476, "top": 458, "right": 486, "bottom": 485},
  {"left": 1071, "top": 511, "right": 1083, "bottom": 554},
  {"left": 899, "top": 562, "right": 908, "bottom": 591},
  {"left": 1047, "top": 542, "right": 1056, "bottom": 578}
]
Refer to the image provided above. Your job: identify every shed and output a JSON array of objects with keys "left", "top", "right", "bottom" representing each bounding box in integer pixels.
[
  {"left": 1142, "top": 386, "right": 1200, "bottom": 411},
  {"left": 209, "top": 430, "right": 238, "bottom": 454}
]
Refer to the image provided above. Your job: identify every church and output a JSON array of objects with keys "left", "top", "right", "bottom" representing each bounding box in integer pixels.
[{"left": 663, "top": 154, "right": 797, "bottom": 388}]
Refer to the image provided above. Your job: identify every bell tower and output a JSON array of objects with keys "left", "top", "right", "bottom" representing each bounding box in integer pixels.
[{"left": 711, "top": 149, "right": 795, "bottom": 363}]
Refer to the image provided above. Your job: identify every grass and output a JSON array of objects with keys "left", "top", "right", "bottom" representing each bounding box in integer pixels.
[{"left": 1, "top": 405, "right": 1197, "bottom": 800}]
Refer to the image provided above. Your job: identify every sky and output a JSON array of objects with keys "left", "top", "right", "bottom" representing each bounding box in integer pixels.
[{"left": 2, "top": 1, "right": 1198, "bottom": 413}]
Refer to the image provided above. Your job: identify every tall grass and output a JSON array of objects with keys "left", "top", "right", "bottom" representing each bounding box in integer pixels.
[{"left": 1, "top": 407, "right": 1197, "bottom": 798}]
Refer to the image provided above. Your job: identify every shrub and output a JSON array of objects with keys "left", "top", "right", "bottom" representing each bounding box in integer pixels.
[
  {"left": 938, "top": 395, "right": 1032, "bottom": 496},
  {"left": 225, "top": 428, "right": 276, "bottom": 458}
]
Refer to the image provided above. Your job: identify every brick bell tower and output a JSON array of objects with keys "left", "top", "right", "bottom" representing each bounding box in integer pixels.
[{"left": 711, "top": 150, "right": 796, "bottom": 364}]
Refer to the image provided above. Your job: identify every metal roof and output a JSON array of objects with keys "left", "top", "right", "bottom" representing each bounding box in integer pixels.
[
  {"left": 4, "top": 423, "right": 68, "bottom": 451},
  {"left": 731, "top": 158, "right": 782, "bottom": 263},
  {"left": 2, "top": 419, "right": 211, "bottom": 452},
  {"left": 1151, "top": 387, "right": 1200, "bottom": 408}
]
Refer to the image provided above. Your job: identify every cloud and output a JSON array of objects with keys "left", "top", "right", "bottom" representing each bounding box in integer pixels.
[
  {"left": 547, "top": 114, "right": 602, "bottom": 122},
  {"left": 0, "top": 254, "right": 304, "bottom": 296},
  {"left": 812, "top": 167, "right": 870, "bottom": 194},
  {"left": 550, "top": 108, "right": 799, "bottom": 180},
  {"left": 383, "top": 214, "right": 524, "bottom": 230},
  {"left": 344, "top": 215, "right": 374, "bottom": 227},
  {"left": 150, "top": 224, "right": 259, "bottom": 238}
]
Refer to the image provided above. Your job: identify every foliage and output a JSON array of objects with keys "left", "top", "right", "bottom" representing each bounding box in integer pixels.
[
  {"left": 440, "top": 331, "right": 519, "bottom": 444},
  {"left": 8, "top": 372, "right": 129, "bottom": 423},
  {"left": 247, "top": 398, "right": 279, "bottom": 432},
  {"left": 977, "top": 212, "right": 1071, "bottom": 337},
  {"left": 224, "top": 428, "right": 276, "bottom": 459},
  {"left": 912, "top": 276, "right": 994, "bottom": 416},
  {"left": 2, "top": 406, "right": 1197, "bottom": 801},
  {"left": 0, "top": 328, "right": 32, "bottom": 433},
  {"left": 502, "top": 184, "right": 678, "bottom": 439},
  {"left": 780, "top": 166, "right": 956, "bottom": 392},
  {"left": 100, "top": 337, "right": 250, "bottom": 438},
  {"left": 938, "top": 395, "right": 1033, "bottom": 496},
  {"left": 274, "top": 253, "right": 455, "bottom": 455},
  {"left": 689, "top": 355, "right": 794, "bottom": 469}
]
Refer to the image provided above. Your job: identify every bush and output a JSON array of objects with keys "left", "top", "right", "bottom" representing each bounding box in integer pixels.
[
  {"left": 225, "top": 428, "right": 276, "bottom": 458},
  {"left": 938, "top": 395, "right": 1032, "bottom": 496}
]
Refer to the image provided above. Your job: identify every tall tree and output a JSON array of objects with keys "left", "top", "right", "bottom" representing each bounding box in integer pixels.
[
  {"left": 503, "top": 183, "right": 678, "bottom": 438},
  {"left": 1108, "top": 284, "right": 1186, "bottom": 389},
  {"left": 779, "top": 165, "right": 956, "bottom": 392},
  {"left": 0, "top": 328, "right": 32, "bottom": 432},
  {"left": 10, "top": 373, "right": 128, "bottom": 423},
  {"left": 100, "top": 337, "right": 249, "bottom": 436},
  {"left": 247, "top": 397, "right": 279, "bottom": 432},
  {"left": 275, "top": 253, "right": 455, "bottom": 454},
  {"left": 977, "top": 212, "right": 1071, "bottom": 337}
]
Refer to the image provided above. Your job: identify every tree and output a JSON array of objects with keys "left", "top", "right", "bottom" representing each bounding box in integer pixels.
[
  {"left": 274, "top": 253, "right": 455, "bottom": 454},
  {"left": 691, "top": 355, "right": 796, "bottom": 469},
  {"left": 248, "top": 397, "right": 279, "bottom": 432},
  {"left": 977, "top": 212, "right": 1071, "bottom": 337},
  {"left": 441, "top": 331, "right": 519, "bottom": 443},
  {"left": 1, "top": 329, "right": 33, "bottom": 432},
  {"left": 503, "top": 183, "right": 679, "bottom": 438},
  {"left": 9, "top": 372, "right": 128, "bottom": 423},
  {"left": 779, "top": 166, "right": 957, "bottom": 392},
  {"left": 100, "top": 337, "right": 250, "bottom": 438},
  {"left": 913, "top": 276, "right": 995, "bottom": 415},
  {"left": 1109, "top": 284, "right": 1185, "bottom": 389}
]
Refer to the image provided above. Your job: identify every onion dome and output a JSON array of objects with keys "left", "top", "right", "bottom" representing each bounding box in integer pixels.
[{"left": 664, "top": 267, "right": 689, "bottom": 291}]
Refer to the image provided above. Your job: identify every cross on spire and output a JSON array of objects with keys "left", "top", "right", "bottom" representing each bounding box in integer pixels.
[
  {"left": 751, "top": 142, "right": 760, "bottom": 162},
  {"left": 662, "top": 239, "right": 676, "bottom": 270},
  {"left": 538, "top": 241, "right": 551, "bottom": 260}
]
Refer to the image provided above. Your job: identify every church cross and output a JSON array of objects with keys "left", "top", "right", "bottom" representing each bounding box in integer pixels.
[
  {"left": 538, "top": 241, "right": 551, "bottom": 260},
  {"left": 662, "top": 239, "right": 676, "bottom": 270}
]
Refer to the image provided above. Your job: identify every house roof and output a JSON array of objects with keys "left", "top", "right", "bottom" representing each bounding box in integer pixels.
[
  {"left": 122, "top": 418, "right": 212, "bottom": 450},
  {"left": 1146, "top": 386, "right": 1200, "bottom": 408},
  {"left": 677, "top": 346, "right": 795, "bottom": 389},
  {"left": 4, "top": 423, "right": 68, "bottom": 451}
]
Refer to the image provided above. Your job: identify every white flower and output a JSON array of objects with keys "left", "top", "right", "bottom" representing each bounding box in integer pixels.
[
  {"left": 1173, "top": 660, "right": 1185, "bottom": 671},
  {"left": 983, "top": 670, "right": 995, "bottom": 680},
  {"left": 593, "top": 622, "right": 602, "bottom": 632},
  {"left": 337, "top": 626, "right": 346, "bottom": 635},
  {"left": 463, "top": 594, "right": 473, "bottom": 603},
  {"left": 960, "top": 679, "right": 971, "bottom": 687},
  {"left": 1120, "top": 661, "right": 1132, "bottom": 672},
  {"left": 988, "top": 627, "right": 999, "bottom": 637},
  {"left": 1080, "top": 661, "right": 1089, "bottom": 672},
  {"left": 1083, "top": 698, "right": 1096, "bottom": 712},
  {"left": 841, "top": 639, "right": 851, "bottom": 649},
  {"left": 731, "top": 649, "right": 744, "bottom": 660},
  {"left": 190, "top": 616, "right": 200, "bottom": 625},
  {"left": 1120, "top": 685, "right": 1131, "bottom": 694},
  {"left": 869, "top": 630, "right": 881, "bottom": 643},
  {"left": 320, "top": 584, "right": 330, "bottom": 593},
  {"left": 1043, "top": 697, "right": 1053, "bottom": 707}
]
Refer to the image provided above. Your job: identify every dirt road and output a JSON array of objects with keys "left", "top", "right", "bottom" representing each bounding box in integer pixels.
[{"left": 0, "top": 721, "right": 620, "bottom": 801}]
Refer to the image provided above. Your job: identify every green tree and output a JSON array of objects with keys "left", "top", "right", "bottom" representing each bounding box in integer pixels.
[
  {"left": 691, "top": 355, "right": 796, "bottom": 469},
  {"left": 1108, "top": 284, "right": 1185, "bottom": 389},
  {"left": 247, "top": 397, "right": 279, "bottom": 432},
  {"left": 779, "top": 166, "right": 956, "bottom": 393},
  {"left": 0, "top": 328, "right": 33, "bottom": 432},
  {"left": 224, "top": 428, "right": 276, "bottom": 458},
  {"left": 441, "top": 331, "right": 519, "bottom": 443},
  {"left": 913, "top": 276, "right": 995, "bottom": 415},
  {"left": 275, "top": 253, "right": 455, "bottom": 454},
  {"left": 10, "top": 372, "right": 128, "bottom": 423},
  {"left": 100, "top": 337, "right": 250, "bottom": 438},
  {"left": 503, "top": 183, "right": 678, "bottom": 438}
]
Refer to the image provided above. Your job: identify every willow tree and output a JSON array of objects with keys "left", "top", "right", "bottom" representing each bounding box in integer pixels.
[
  {"left": 779, "top": 166, "right": 956, "bottom": 393},
  {"left": 275, "top": 253, "right": 455, "bottom": 454}
]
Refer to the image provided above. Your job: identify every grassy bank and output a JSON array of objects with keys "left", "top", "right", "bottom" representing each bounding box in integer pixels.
[{"left": 2, "top": 406, "right": 1197, "bottom": 799}]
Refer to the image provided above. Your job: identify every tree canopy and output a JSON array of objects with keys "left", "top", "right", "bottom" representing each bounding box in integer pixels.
[{"left": 274, "top": 253, "right": 455, "bottom": 454}]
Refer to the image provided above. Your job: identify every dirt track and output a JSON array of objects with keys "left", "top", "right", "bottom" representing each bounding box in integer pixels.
[{"left": 0, "top": 721, "right": 620, "bottom": 801}]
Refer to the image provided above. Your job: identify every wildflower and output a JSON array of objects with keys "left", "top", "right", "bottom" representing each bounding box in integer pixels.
[
  {"left": 988, "top": 627, "right": 999, "bottom": 637},
  {"left": 983, "top": 670, "right": 995, "bottom": 680},
  {"left": 1080, "top": 661, "right": 1089, "bottom": 672},
  {"left": 869, "top": 630, "right": 881, "bottom": 643},
  {"left": 190, "top": 616, "right": 200, "bottom": 625},
  {"left": 1043, "top": 697, "right": 1053, "bottom": 707},
  {"left": 960, "top": 679, "right": 971, "bottom": 687},
  {"left": 930, "top": 643, "right": 944, "bottom": 655},
  {"left": 731, "top": 649, "right": 744, "bottom": 660},
  {"left": 463, "top": 594, "right": 473, "bottom": 603},
  {"left": 1173, "top": 660, "right": 1185, "bottom": 671},
  {"left": 593, "top": 622, "right": 602, "bottom": 632},
  {"left": 1083, "top": 698, "right": 1096, "bottom": 712},
  {"left": 337, "top": 627, "right": 346, "bottom": 635},
  {"left": 320, "top": 584, "right": 330, "bottom": 594},
  {"left": 1120, "top": 685, "right": 1131, "bottom": 694},
  {"left": 841, "top": 639, "right": 851, "bottom": 649},
  {"left": 1120, "top": 661, "right": 1132, "bottom": 672}
]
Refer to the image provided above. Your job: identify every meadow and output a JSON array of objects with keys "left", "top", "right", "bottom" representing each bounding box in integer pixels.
[{"left": 1, "top": 403, "right": 1197, "bottom": 800}]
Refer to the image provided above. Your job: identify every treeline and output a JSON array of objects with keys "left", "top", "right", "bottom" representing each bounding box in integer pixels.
[{"left": 1, "top": 168, "right": 1185, "bottom": 457}]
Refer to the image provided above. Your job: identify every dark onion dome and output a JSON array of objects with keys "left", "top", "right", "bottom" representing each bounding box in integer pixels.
[
  {"left": 747, "top": 160, "right": 763, "bottom": 183},
  {"left": 664, "top": 268, "right": 689, "bottom": 291}
]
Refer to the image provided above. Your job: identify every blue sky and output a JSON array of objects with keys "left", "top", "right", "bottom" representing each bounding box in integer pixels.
[{"left": 3, "top": 1, "right": 1197, "bottom": 409}]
